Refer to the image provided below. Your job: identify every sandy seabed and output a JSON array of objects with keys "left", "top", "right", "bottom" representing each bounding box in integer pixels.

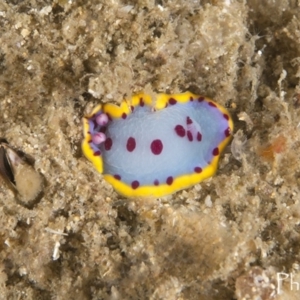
[{"left": 0, "top": 0, "right": 300, "bottom": 299}]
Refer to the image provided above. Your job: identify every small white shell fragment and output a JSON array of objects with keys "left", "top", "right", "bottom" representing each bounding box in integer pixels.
[
  {"left": 205, "top": 195, "right": 213, "bottom": 207},
  {"left": 45, "top": 227, "right": 68, "bottom": 236},
  {"left": 238, "top": 111, "right": 253, "bottom": 130},
  {"left": 19, "top": 266, "right": 28, "bottom": 276},
  {"left": 52, "top": 241, "right": 61, "bottom": 260},
  {"left": 231, "top": 129, "right": 247, "bottom": 161}
]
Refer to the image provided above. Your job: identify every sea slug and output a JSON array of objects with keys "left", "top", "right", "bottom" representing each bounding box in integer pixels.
[{"left": 82, "top": 91, "right": 233, "bottom": 197}]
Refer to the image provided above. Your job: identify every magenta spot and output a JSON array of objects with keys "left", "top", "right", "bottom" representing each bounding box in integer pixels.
[
  {"left": 169, "top": 98, "right": 177, "bottom": 105},
  {"left": 213, "top": 147, "right": 219, "bottom": 156},
  {"left": 150, "top": 139, "right": 163, "bottom": 155},
  {"left": 198, "top": 97, "right": 204, "bottom": 102},
  {"left": 140, "top": 98, "right": 144, "bottom": 107},
  {"left": 131, "top": 180, "right": 139, "bottom": 189},
  {"left": 114, "top": 174, "right": 121, "bottom": 180},
  {"left": 174, "top": 125, "right": 185, "bottom": 137},
  {"left": 122, "top": 113, "right": 127, "bottom": 119},
  {"left": 225, "top": 128, "right": 231, "bottom": 137},
  {"left": 94, "top": 151, "right": 101, "bottom": 156},
  {"left": 197, "top": 132, "right": 202, "bottom": 142},
  {"left": 190, "top": 97, "right": 194, "bottom": 101},
  {"left": 96, "top": 113, "right": 108, "bottom": 126},
  {"left": 154, "top": 179, "right": 159, "bottom": 186},
  {"left": 194, "top": 167, "right": 202, "bottom": 173},
  {"left": 166, "top": 176, "right": 173, "bottom": 185},
  {"left": 127, "top": 137, "right": 136, "bottom": 152},
  {"left": 104, "top": 137, "right": 113, "bottom": 150},
  {"left": 187, "top": 131, "right": 193, "bottom": 142},
  {"left": 223, "top": 114, "right": 229, "bottom": 120},
  {"left": 131, "top": 105, "right": 134, "bottom": 112},
  {"left": 209, "top": 102, "right": 217, "bottom": 107},
  {"left": 92, "top": 132, "right": 106, "bottom": 145},
  {"left": 186, "top": 116, "right": 193, "bottom": 125}
]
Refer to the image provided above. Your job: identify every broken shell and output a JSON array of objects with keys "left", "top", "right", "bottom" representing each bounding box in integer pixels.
[{"left": 0, "top": 140, "right": 44, "bottom": 207}]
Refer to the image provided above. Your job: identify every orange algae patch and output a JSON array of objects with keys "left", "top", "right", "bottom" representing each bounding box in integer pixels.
[{"left": 257, "top": 135, "right": 286, "bottom": 162}]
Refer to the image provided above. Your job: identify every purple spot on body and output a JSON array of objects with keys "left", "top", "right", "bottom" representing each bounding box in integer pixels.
[
  {"left": 154, "top": 179, "right": 159, "bottom": 186},
  {"left": 140, "top": 98, "right": 144, "bottom": 107},
  {"left": 94, "top": 151, "right": 101, "bottom": 156},
  {"left": 104, "top": 138, "right": 113, "bottom": 150},
  {"left": 209, "top": 102, "right": 217, "bottom": 107},
  {"left": 213, "top": 147, "right": 219, "bottom": 156},
  {"left": 127, "top": 137, "right": 136, "bottom": 152},
  {"left": 197, "top": 132, "right": 202, "bottom": 142},
  {"left": 132, "top": 180, "right": 139, "bottom": 189},
  {"left": 174, "top": 125, "right": 185, "bottom": 137},
  {"left": 194, "top": 167, "right": 202, "bottom": 173},
  {"left": 151, "top": 139, "right": 163, "bottom": 155},
  {"left": 187, "top": 131, "right": 193, "bottom": 142},
  {"left": 225, "top": 128, "right": 230, "bottom": 137},
  {"left": 198, "top": 97, "right": 204, "bottom": 102},
  {"left": 114, "top": 174, "right": 121, "bottom": 180},
  {"left": 186, "top": 117, "right": 193, "bottom": 125},
  {"left": 190, "top": 97, "right": 194, "bottom": 101},
  {"left": 169, "top": 98, "right": 177, "bottom": 105},
  {"left": 131, "top": 105, "right": 134, "bottom": 112},
  {"left": 166, "top": 176, "right": 173, "bottom": 185},
  {"left": 122, "top": 113, "right": 127, "bottom": 119}
]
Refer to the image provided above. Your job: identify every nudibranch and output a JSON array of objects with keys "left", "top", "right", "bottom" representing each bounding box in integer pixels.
[{"left": 82, "top": 91, "right": 233, "bottom": 198}]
